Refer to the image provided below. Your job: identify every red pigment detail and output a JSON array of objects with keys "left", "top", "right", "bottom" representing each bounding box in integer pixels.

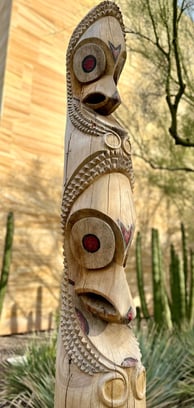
[
  {"left": 75, "top": 308, "right": 89, "bottom": 335},
  {"left": 121, "top": 357, "right": 138, "bottom": 367},
  {"left": 127, "top": 307, "right": 134, "bottom": 322},
  {"left": 82, "top": 234, "right": 100, "bottom": 253},
  {"left": 118, "top": 220, "right": 133, "bottom": 246},
  {"left": 82, "top": 55, "right": 96, "bottom": 73},
  {"left": 121, "top": 225, "right": 131, "bottom": 246}
]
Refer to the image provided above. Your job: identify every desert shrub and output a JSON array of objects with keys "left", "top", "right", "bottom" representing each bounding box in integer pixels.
[
  {"left": 0, "top": 327, "right": 194, "bottom": 407},
  {"left": 0, "top": 332, "right": 56, "bottom": 408},
  {"left": 137, "top": 325, "right": 194, "bottom": 407}
]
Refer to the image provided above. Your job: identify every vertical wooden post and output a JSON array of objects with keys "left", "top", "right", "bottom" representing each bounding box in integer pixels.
[{"left": 55, "top": 2, "right": 146, "bottom": 407}]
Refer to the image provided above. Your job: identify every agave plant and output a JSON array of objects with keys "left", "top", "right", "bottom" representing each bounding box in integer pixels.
[
  {"left": 0, "top": 333, "right": 56, "bottom": 408},
  {"left": 137, "top": 324, "right": 194, "bottom": 408},
  {"left": 174, "top": 327, "right": 194, "bottom": 407},
  {"left": 1, "top": 327, "right": 194, "bottom": 407}
]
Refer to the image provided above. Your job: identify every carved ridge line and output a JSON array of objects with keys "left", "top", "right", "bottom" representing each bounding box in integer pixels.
[
  {"left": 66, "top": 2, "right": 125, "bottom": 69},
  {"left": 61, "top": 150, "right": 134, "bottom": 225},
  {"left": 66, "top": 1, "right": 126, "bottom": 135},
  {"left": 61, "top": 259, "right": 131, "bottom": 378},
  {"left": 61, "top": 258, "right": 109, "bottom": 374},
  {"left": 69, "top": 99, "right": 111, "bottom": 136}
]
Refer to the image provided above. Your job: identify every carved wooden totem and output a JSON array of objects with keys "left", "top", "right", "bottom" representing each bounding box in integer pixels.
[{"left": 55, "top": 2, "right": 146, "bottom": 407}]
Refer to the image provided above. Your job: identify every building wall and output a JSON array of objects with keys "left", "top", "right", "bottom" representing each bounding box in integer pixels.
[{"left": 0, "top": 0, "right": 97, "bottom": 334}]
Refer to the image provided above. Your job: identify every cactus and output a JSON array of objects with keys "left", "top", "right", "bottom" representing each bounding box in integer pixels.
[
  {"left": 135, "top": 224, "right": 194, "bottom": 329},
  {"left": 169, "top": 244, "right": 186, "bottom": 328},
  {"left": 189, "top": 249, "right": 194, "bottom": 326},
  {"left": 151, "top": 228, "right": 172, "bottom": 329},
  {"left": 135, "top": 231, "right": 150, "bottom": 319},
  {"left": 151, "top": 228, "right": 163, "bottom": 325},
  {"left": 181, "top": 223, "right": 189, "bottom": 317},
  {"left": 0, "top": 212, "right": 14, "bottom": 316},
  {"left": 135, "top": 225, "right": 194, "bottom": 330}
]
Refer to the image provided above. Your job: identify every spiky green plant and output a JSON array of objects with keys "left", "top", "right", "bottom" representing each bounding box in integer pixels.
[
  {"left": 0, "top": 212, "right": 14, "bottom": 316},
  {"left": 1, "top": 327, "right": 194, "bottom": 407},
  {"left": 137, "top": 324, "right": 194, "bottom": 408},
  {"left": 169, "top": 224, "right": 194, "bottom": 329},
  {"left": 0, "top": 333, "right": 56, "bottom": 408},
  {"left": 136, "top": 224, "right": 194, "bottom": 329},
  {"left": 181, "top": 223, "right": 188, "bottom": 314},
  {"left": 151, "top": 228, "right": 167, "bottom": 326},
  {"left": 136, "top": 231, "right": 150, "bottom": 319},
  {"left": 189, "top": 250, "right": 194, "bottom": 325},
  {"left": 169, "top": 244, "right": 186, "bottom": 328}
]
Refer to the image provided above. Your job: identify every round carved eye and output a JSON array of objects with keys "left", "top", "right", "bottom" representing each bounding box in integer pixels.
[
  {"left": 69, "top": 217, "right": 115, "bottom": 269},
  {"left": 73, "top": 43, "right": 106, "bottom": 83},
  {"left": 82, "top": 234, "right": 100, "bottom": 253},
  {"left": 82, "top": 55, "right": 96, "bottom": 73}
]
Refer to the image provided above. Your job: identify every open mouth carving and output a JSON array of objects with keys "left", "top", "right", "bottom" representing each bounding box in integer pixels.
[
  {"left": 83, "top": 92, "right": 106, "bottom": 106},
  {"left": 83, "top": 93, "right": 120, "bottom": 115},
  {"left": 79, "top": 292, "right": 123, "bottom": 323}
]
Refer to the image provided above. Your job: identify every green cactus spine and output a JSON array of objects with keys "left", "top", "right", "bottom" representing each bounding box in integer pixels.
[
  {"left": 151, "top": 228, "right": 172, "bottom": 329},
  {"left": 0, "top": 212, "right": 14, "bottom": 317},
  {"left": 181, "top": 223, "right": 189, "bottom": 317},
  {"left": 169, "top": 243, "right": 186, "bottom": 328},
  {"left": 135, "top": 224, "right": 193, "bottom": 329},
  {"left": 135, "top": 231, "right": 150, "bottom": 319},
  {"left": 189, "top": 249, "right": 194, "bottom": 326}
]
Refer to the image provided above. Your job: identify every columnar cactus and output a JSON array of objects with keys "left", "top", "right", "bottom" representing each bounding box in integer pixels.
[
  {"left": 0, "top": 212, "right": 14, "bottom": 316},
  {"left": 136, "top": 231, "right": 149, "bottom": 319},
  {"left": 135, "top": 224, "right": 193, "bottom": 329}
]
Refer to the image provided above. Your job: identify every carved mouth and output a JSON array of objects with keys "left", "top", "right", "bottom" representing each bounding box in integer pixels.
[
  {"left": 83, "top": 92, "right": 106, "bottom": 106},
  {"left": 79, "top": 292, "right": 124, "bottom": 323},
  {"left": 83, "top": 93, "right": 120, "bottom": 115}
]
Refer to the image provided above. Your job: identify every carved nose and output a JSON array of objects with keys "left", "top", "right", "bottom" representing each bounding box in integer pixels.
[
  {"left": 75, "top": 263, "right": 136, "bottom": 323},
  {"left": 81, "top": 75, "right": 121, "bottom": 115},
  {"left": 83, "top": 91, "right": 120, "bottom": 115}
]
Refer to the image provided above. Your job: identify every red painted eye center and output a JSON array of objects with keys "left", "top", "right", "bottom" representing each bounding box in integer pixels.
[
  {"left": 82, "top": 55, "right": 96, "bottom": 73},
  {"left": 82, "top": 234, "right": 100, "bottom": 253}
]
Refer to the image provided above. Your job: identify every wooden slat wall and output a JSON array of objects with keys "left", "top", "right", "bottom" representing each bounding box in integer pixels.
[
  {"left": 0, "top": 0, "right": 12, "bottom": 114},
  {"left": 0, "top": 0, "right": 96, "bottom": 334}
]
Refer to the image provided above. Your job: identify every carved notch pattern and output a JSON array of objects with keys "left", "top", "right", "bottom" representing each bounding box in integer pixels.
[
  {"left": 61, "top": 149, "right": 134, "bottom": 226},
  {"left": 66, "top": 1, "right": 126, "bottom": 138},
  {"left": 61, "top": 258, "right": 108, "bottom": 375}
]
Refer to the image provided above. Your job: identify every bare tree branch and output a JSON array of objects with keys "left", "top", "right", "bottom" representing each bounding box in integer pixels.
[
  {"left": 133, "top": 152, "right": 194, "bottom": 172},
  {"left": 124, "top": 0, "right": 194, "bottom": 147}
]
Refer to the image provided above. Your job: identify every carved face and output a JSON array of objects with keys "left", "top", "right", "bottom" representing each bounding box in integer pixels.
[
  {"left": 66, "top": 173, "right": 136, "bottom": 326},
  {"left": 70, "top": 16, "right": 126, "bottom": 115}
]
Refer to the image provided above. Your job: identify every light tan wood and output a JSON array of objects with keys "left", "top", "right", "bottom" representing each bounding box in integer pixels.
[{"left": 55, "top": 2, "right": 146, "bottom": 407}]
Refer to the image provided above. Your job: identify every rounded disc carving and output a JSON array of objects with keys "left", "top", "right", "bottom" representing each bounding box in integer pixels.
[
  {"left": 70, "top": 217, "right": 115, "bottom": 269},
  {"left": 123, "top": 136, "right": 131, "bottom": 155},
  {"left": 131, "top": 366, "right": 146, "bottom": 400},
  {"left": 98, "top": 372, "right": 128, "bottom": 407},
  {"left": 104, "top": 132, "right": 121, "bottom": 149},
  {"left": 73, "top": 43, "right": 106, "bottom": 83}
]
